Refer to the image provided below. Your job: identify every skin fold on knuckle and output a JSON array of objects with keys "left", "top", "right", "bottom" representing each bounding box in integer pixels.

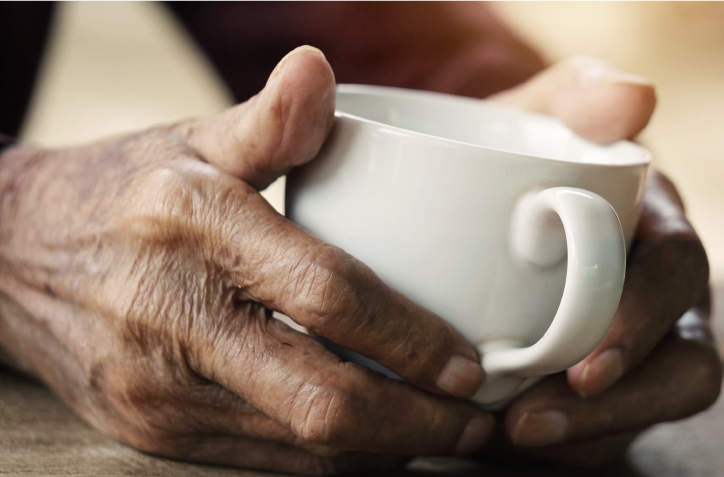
[
  {"left": 144, "top": 165, "right": 214, "bottom": 223},
  {"left": 288, "top": 375, "right": 360, "bottom": 449},
  {"left": 275, "top": 241, "right": 472, "bottom": 391},
  {"left": 192, "top": 303, "right": 271, "bottom": 391},
  {"left": 280, "top": 247, "right": 455, "bottom": 390},
  {"left": 126, "top": 155, "right": 253, "bottom": 243},
  {"left": 287, "top": 247, "right": 371, "bottom": 337}
]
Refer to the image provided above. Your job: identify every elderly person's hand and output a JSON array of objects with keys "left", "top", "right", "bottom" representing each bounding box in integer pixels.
[
  {"left": 0, "top": 47, "right": 495, "bottom": 475},
  {"left": 484, "top": 57, "right": 722, "bottom": 465}
]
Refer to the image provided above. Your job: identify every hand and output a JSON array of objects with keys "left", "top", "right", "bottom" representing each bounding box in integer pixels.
[
  {"left": 484, "top": 57, "right": 722, "bottom": 466},
  {"left": 0, "top": 46, "right": 494, "bottom": 475}
]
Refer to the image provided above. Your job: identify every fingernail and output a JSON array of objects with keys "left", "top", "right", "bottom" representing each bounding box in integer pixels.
[
  {"left": 436, "top": 355, "right": 483, "bottom": 397},
  {"left": 583, "top": 69, "right": 654, "bottom": 89},
  {"left": 578, "top": 348, "right": 625, "bottom": 398},
  {"left": 268, "top": 45, "right": 326, "bottom": 83},
  {"left": 455, "top": 415, "right": 494, "bottom": 454},
  {"left": 512, "top": 410, "right": 568, "bottom": 447},
  {"left": 604, "top": 72, "right": 654, "bottom": 88}
]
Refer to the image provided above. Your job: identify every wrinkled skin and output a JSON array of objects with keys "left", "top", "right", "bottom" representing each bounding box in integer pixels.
[
  {"left": 0, "top": 49, "right": 720, "bottom": 474},
  {"left": 488, "top": 57, "right": 722, "bottom": 466},
  {"left": 0, "top": 47, "right": 491, "bottom": 475}
]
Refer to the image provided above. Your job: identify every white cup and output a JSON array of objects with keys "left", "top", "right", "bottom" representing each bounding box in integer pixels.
[{"left": 285, "top": 85, "right": 650, "bottom": 408}]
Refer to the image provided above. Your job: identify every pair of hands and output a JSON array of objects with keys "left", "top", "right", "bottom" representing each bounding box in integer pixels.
[{"left": 0, "top": 47, "right": 719, "bottom": 474}]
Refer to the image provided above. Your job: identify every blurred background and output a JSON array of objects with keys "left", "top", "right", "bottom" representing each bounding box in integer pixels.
[{"left": 21, "top": 2, "right": 724, "bottom": 285}]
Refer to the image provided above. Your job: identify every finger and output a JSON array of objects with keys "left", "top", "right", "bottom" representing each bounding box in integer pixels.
[
  {"left": 166, "top": 166, "right": 483, "bottom": 398},
  {"left": 171, "top": 47, "right": 482, "bottom": 396},
  {"left": 567, "top": 170, "right": 710, "bottom": 397},
  {"left": 175, "top": 45, "right": 336, "bottom": 190},
  {"left": 134, "top": 152, "right": 483, "bottom": 397},
  {"left": 189, "top": 300, "right": 494, "bottom": 455},
  {"left": 489, "top": 56, "right": 656, "bottom": 144},
  {"left": 505, "top": 303, "right": 722, "bottom": 448}
]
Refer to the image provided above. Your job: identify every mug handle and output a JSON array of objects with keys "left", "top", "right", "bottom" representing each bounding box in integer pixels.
[{"left": 481, "top": 187, "right": 626, "bottom": 382}]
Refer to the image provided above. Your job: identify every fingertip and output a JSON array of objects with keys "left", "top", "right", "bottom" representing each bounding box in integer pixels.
[
  {"left": 553, "top": 75, "right": 657, "bottom": 144},
  {"left": 455, "top": 414, "right": 495, "bottom": 455},
  {"left": 180, "top": 45, "right": 337, "bottom": 190},
  {"left": 265, "top": 45, "right": 336, "bottom": 124},
  {"left": 268, "top": 45, "right": 331, "bottom": 84},
  {"left": 260, "top": 44, "right": 337, "bottom": 168},
  {"left": 493, "top": 56, "right": 657, "bottom": 145},
  {"left": 566, "top": 360, "right": 588, "bottom": 398},
  {"left": 436, "top": 354, "right": 484, "bottom": 398},
  {"left": 569, "top": 348, "right": 625, "bottom": 398}
]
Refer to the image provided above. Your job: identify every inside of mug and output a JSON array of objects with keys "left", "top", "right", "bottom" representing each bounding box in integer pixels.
[{"left": 336, "top": 85, "right": 650, "bottom": 166}]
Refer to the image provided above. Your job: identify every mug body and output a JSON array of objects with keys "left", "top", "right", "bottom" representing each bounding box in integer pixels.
[{"left": 285, "top": 85, "right": 650, "bottom": 391}]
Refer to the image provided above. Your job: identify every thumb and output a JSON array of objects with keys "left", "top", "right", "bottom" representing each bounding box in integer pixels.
[
  {"left": 489, "top": 56, "right": 656, "bottom": 144},
  {"left": 177, "top": 45, "right": 336, "bottom": 190}
]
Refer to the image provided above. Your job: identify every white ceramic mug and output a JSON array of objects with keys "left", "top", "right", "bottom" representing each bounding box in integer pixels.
[{"left": 285, "top": 85, "right": 650, "bottom": 408}]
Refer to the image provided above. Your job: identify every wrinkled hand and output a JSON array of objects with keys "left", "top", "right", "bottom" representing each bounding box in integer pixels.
[
  {"left": 486, "top": 57, "right": 722, "bottom": 465},
  {"left": 0, "top": 47, "right": 494, "bottom": 475}
]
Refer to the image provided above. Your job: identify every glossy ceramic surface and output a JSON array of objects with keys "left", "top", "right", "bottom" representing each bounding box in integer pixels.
[{"left": 286, "top": 85, "right": 651, "bottom": 407}]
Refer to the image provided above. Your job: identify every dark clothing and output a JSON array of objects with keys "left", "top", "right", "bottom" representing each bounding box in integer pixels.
[
  {"left": 0, "top": 2, "right": 56, "bottom": 138},
  {"left": 0, "top": 2, "right": 544, "bottom": 139}
]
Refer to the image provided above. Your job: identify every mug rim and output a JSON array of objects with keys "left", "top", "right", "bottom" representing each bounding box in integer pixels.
[{"left": 335, "top": 84, "right": 652, "bottom": 168}]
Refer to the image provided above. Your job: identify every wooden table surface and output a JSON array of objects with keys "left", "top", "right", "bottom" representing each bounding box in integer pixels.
[{"left": 2, "top": 284, "right": 723, "bottom": 477}]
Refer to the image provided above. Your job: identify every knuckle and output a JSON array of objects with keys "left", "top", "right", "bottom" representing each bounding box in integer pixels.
[
  {"left": 124, "top": 162, "right": 254, "bottom": 259},
  {"left": 133, "top": 166, "right": 197, "bottom": 221},
  {"left": 122, "top": 166, "right": 197, "bottom": 240},
  {"left": 291, "top": 246, "right": 372, "bottom": 332},
  {"left": 290, "top": 376, "right": 360, "bottom": 448},
  {"left": 130, "top": 161, "right": 247, "bottom": 229}
]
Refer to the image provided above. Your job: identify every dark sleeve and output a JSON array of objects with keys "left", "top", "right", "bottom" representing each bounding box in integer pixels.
[
  {"left": 166, "top": 1, "right": 546, "bottom": 104},
  {"left": 0, "top": 2, "right": 56, "bottom": 138}
]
